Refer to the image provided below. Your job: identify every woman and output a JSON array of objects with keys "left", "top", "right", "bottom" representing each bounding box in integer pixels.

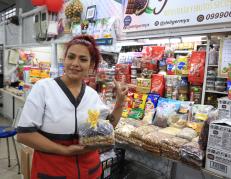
[{"left": 17, "top": 35, "right": 127, "bottom": 179}]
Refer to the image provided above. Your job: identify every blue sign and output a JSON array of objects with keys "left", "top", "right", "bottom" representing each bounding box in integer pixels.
[
  {"left": 124, "top": 16, "right": 132, "bottom": 26},
  {"left": 95, "top": 38, "right": 113, "bottom": 45}
]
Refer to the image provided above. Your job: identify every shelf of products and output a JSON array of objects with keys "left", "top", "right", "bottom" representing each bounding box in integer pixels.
[{"left": 205, "top": 90, "right": 228, "bottom": 95}]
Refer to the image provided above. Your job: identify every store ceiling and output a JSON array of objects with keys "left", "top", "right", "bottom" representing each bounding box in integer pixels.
[{"left": 0, "top": 0, "right": 15, "bottom": 12}]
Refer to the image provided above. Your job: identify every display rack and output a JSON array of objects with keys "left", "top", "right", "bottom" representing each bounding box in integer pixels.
[{"left": 116, "top": 142, "right": 230, "bottom": 179}]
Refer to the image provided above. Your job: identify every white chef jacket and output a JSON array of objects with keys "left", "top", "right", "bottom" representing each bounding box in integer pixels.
[{"left": 17, "top": 77, "right": 110, "bottom": 137}]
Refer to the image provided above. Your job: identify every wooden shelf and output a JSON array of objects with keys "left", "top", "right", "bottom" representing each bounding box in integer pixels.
[{"left": 205, "top": 90, "right": 228, "bottom": 95}]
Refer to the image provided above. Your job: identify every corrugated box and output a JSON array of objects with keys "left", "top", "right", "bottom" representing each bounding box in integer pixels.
[
  {"left": 205, "top": 147, "right": 231, "bottom": 178},
  {"left": 20, "top": 146, "right": 33, "bottom": 179},
  {"left": 206, "top": 119, "right": 231, "bottom": 178},
  {"left": 207, "top": 122, "right": 231, "bottom": 153},
  {"left": 218, "top": 97, "right": 231, "bottom": 120}
]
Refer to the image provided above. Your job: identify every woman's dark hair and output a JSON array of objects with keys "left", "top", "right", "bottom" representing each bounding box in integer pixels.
[{"left": 64, "top": 35, "right": 100, "bottom": 70}]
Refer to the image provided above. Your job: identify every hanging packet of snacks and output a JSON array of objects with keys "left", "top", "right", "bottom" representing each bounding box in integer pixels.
[
  {"left": 79, "top": 109, "right": 115, "bottom": 147},
  {"left": 151, "top": 74, "right": 165, "bottom": 97},
  {"left": 128, "top": 93, "right": 148, "bottom": 120},
  {"left": 143, "top": 94, "right": 160, "bottom": 124},
  {"left": 152, "top": 46, "right": 165, "bottom": 61},
  {"left": 187, "top": 104, "right": 214, "bottom": 133},
  {"left": 188, "top": 51, "right": 206, "bottom": 85},
  {"left": 176, "top": 56, "right": 189, "bottom": 75},
  {"left": 65, "top": 0, "right": 83, "bottom": 24},
  {"left": 166, "top": 58, "right": 177, "bottom": 75},
  {"left": 122, "top": 92, "right": 134, "bottom": 118},
  {"left": 142, "top": 46, "right": 153, "bottom": 60},
  {"left": 153, "top": 98, "right": 181, "bottom": 128}
]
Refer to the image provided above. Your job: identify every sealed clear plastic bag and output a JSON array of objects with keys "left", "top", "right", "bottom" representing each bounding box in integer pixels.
[
  {"left": 79, "top": 110, "right": 115, "bottom": 147},
  {"left": 153, "top": 98, "right": 181, "bottom": 128},
  {"left": 161, "top": 137, "right": 188, "bottom": 160},
  {"left": 180, "top": 142, "right": 205, "bottom": 167},
  {"left": 176, "top": 127, "right": 198, "bottom": 141},
  {"left": 130, "top": 125, "right": 159, "bottom": 141}
]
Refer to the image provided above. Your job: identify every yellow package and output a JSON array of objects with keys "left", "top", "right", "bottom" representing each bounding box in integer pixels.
[
  {"left": 40, "top": 69, "right": 50, "bottom": 78},
  {"left": 137, "top": 78, "right": 151, "bottom": 88},
  {"left": 30, "top": 68, "right": 41, "bottom": 77},
  {"left": 132, "top": 93, "right": 148, "bottom": 110},
  {"left": 176, "top": 56, "right": 188, "bottom": 75},
  {"left": 187, "top": 113, "right": 208, "bottom": 133},
  {"left": 122, "top": 108, "right": 131, "bottom": 118}
]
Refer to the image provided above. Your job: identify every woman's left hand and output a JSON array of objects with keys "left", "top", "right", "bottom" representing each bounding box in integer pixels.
[{"left": 113, "top": 79, "right": 128, "bottom": 103}]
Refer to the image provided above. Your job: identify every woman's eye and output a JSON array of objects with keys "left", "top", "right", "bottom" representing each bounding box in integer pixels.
[
  {"left": 67, "top": 54, "right": 75, "bottom": 60},
  {"left": 80, "top": 58, "right": 88, "bottom": 62}
]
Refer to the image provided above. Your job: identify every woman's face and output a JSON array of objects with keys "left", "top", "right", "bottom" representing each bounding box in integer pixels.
[{"left": 64, "top": 44, "right": 92, "bottom": 81}]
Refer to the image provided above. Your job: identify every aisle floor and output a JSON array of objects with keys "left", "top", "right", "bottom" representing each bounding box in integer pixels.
[{"left": 0, "top": 116, "right": 21, "bottom": 179}]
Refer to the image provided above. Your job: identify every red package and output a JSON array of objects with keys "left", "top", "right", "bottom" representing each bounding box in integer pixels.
[
  {"left": 141, "top": 60, "right": 158, "bottom": 71},
  {"left": 115, "top": 64, "right": 131, "bottom": 75},
  {"left": 151, "top": 74, "right": 165, "bottom": 97},
  {"left": 188, "top": 51, "right": 206, "bottom": 85},
  {"left": 142, "top": 46, "right": 153, "bottom": 59},
  {"left": 152, "top": 46, "right": 165, "bottom": 61},
  {"left": 115, "top": 74, "right": 131, "bottom": 84},
  {"left": 166, "top": 58, "right": 176, "bottom": 75}
]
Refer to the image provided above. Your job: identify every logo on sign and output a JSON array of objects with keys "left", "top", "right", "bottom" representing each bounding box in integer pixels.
[{"left": 124, "top": 16, "right": 132, "bottom": 26}]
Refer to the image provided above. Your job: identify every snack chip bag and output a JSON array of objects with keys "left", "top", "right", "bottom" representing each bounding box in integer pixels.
[
  {"left": 188, "top": 51, "right": 206, "bottom": 85},
  {"left": 128, "top": 108, "right": 144, "bottom": 120},
  {"left": 151, "top": 74, "right": 165, "bottom": 97},
  {"left": 166, "top": 58, "right": 177, "bottom": 75},
  {"left": 176, "top": 56, "right": 188, "bottom": 75},
  {"left": 145, "top": 93, "right": 160, "bottom": 113},
  {"left": 132, "top": 93, "right": 148, "bottom": 110}
]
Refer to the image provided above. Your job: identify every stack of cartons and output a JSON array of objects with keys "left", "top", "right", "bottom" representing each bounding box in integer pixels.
[{"left": 205, "top": 97, "right": 231, "bottom": 178}]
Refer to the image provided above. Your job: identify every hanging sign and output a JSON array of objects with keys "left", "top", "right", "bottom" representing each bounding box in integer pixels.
[{"left": 123, "top": 0, "right": 231, "bottom": 32}]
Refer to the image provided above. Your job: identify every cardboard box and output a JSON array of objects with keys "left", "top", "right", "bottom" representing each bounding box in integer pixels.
[
  {"left": 20, "top": 146, "right": 34, "bottom": 179},
  {"left": 207, "top": 123, "right": 231, "bottom": 153},
  {"left": 206, "top": 119, "right": 231, "bottom": 178},
  {"left": 218, "top": 97, "right": 231, "bottom": 120},
  {"left": 205, "top": 147, "right": 231, "bottom": 178}
]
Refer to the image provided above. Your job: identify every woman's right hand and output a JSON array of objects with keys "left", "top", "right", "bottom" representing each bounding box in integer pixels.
[{"left": 65, "top": 145, "right": 97, "bottom": 155}]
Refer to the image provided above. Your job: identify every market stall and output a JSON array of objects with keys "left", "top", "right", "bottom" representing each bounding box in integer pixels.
[{"left": 0, "top": 0, "right": 231, "bottom": 179}]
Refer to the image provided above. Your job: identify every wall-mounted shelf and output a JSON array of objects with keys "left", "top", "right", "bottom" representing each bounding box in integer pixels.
[
  {"left": 208, "top": 65, "right": 218, "bottom": 67},
  {"left": 205, "top": 90, "right": 228, "bottom": 95}
]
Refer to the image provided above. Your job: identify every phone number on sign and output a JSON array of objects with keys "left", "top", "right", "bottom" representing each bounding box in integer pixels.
[{"left": 206, "top": 11, "right": 231, "bottom": 20}]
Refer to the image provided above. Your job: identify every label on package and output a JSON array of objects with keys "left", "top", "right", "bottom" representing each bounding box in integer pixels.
[
  {"left": 206, "top": 147, "right": 231, "bottom": 178},
  {"left": 208, "top": 124, "right": 231, "bottom": 153}
]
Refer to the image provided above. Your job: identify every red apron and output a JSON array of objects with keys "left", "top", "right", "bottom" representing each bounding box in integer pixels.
[{"left": 30, "top": 140, "right": 102, "bottom": 179}]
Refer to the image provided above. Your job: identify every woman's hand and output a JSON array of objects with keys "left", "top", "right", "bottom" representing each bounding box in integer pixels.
[
  {"left": 65, "top": 145, "right": 93, "bottom": 155},
  {"left": 113, "top": 79, "right": 128, "bottom": 105}
]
